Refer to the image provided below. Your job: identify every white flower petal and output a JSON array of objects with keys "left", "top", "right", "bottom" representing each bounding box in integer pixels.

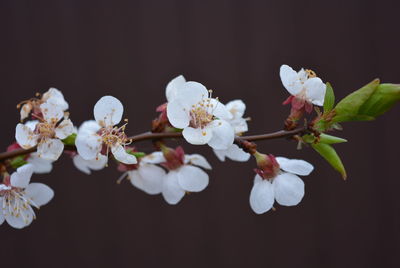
[
  {"left": 111, "top": 144, "right": 137, "bottom": 164},
  {"left": 27, "top": 153, "right": 53, "bottom": 174},
  {"left": 37, "top": 138, "right": 64, "bottom": 161},
  {"left": 78, "top": 120, "right": 101, "bottom": 135},
  {"left": 230, "top": 118, "right": 248, "bottom": 134},
  {"left": 73, "top": 154, "right": 107, "bottom": 174},
  {"left": 75, "top": 132, "right": 102, "bottom": 160},
  {"left": 249, "top": 175, "right": 275, "bottom": 214},
  {"left": 177, "top": 165, "right": 209, "bottom": 192},
  {"left": 280, "top": 64, "right": 303, "bottom": 96},
  {"left": 162, "top": 171, "right": 185, "bottom": 205},
  {"left": 10, "top": 164, "right": 34, "bottom": 188},
  {"left": 209, "top": 99, "right": 233, "bottom": 121},
  {"left": 226, "top": 99, "right": 246, "bottom": 118},
  {"left": 207, "top": 120, "right": 234, "bottom": 150},
  {"left": 0, "top": 201, "right": 4, "bottom": 225},
  {"left": 174, "top": 81, "right": 209, "bottom": 107},
  {"left": 15, "top": 123, "right": 38, "bottom": 149},
  {"left": 40, "top": 102, "right": 64, "bottom": 122},
  {"left": 166, "top": 99, "right": 190, "bottom": 129},
  {"left": 273, "top": 172, "right": 305, "bottom": 206},
  {"left": 276, "top": 157, "right": 314, "bottom": 176},
  {"left": 25, "top": 183, "right": 54, "bottom": 207},
  {"left": 141, "top": 152, "right": 166, "bottom": 164},
  {"left": 55, "top": 119, "right": 74, "bottom": 139},
  {"left": 182, "top": 126, "right": 213, "bottom": 145},
  {"left": 134, "top": 164, "right": 165, "bottom": 195},
  {"left": 25, "top": 120, "right": 39, "bottom": 131},
  {"left": 4, "top": 204, "right": 34, "bottom": 229},
  {"left": 20, "top": 103, "right": 32, "bottom": 120},
  {"left": 214, "top": 144, "right": 250, "bottom": 162},
  {"left": 94, "top": 96, "right": 124, "bottom": 127},
  {"left": 185, "top": 154, "right": 212, "bottom": 170},
  {"left": 304, "top": 77, "right": 326, "bottom": 106},
  {"left": 42, "top": 87, "right": 69, "bottom": 111},
  {"left": 166, "top": 75, "right": 186, "bottom": 102}
]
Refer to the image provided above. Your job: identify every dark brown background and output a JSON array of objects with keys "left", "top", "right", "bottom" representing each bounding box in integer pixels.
[{"left": 0, "top": 1, "right": 399, "bottom": 267}]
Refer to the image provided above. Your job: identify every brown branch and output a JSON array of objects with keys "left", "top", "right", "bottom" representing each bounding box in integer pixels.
[{"left": 0, "top": 127, "right": 307, "bottom": 162}]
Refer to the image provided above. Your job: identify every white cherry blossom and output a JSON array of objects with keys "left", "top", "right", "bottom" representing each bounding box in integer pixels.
[
  {"left": 15, "top": 103, "right": 74, "bottom": 161},
  {"left": 0, "top": 164, "right": 54, "bottom": 229},
  {"left": 250, "top": 156, "right": 314, "bottom": 214},
  {"left": 126, "top": 148, "right": 212, "bottom": 204},
  {"left": 75, "top": 96, "right": 137, "bottom": 165},
  {"left": 280, "top": 64, "right": 326, "bottom": 106},
  {"left": 213, "top": 99, "right": 250, "bottom": 162},
  {"left": 167, "top": 81, "right": 234, "bottom": 150},
  {"left": 161, "top": 150, "right": 212, "bottom": 205}
]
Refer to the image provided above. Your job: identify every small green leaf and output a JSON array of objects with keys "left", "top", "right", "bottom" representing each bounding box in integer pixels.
[
  {"left": 323, "top": 82, "right": 335, "bottom": 113},
  {"left": 333, "top": 79, "right": 380, "bottom": 123},
  {"left": 303, "top": 133, "right": 347, "bottom": 145},
  {"left": 10, "top": 156, "right": 28, "bottom": 169},
  {"left": 319, "top": 134, "right": 347, "bottom": 144},
  {"left": 358, "top": 83, "right": 400, "bottom": 117},
  {"left": 311, "top": 143, "right": 347, "bottom": 180},
  {"left": 62, "top": 133, "right": 77, "bottom": 146}
]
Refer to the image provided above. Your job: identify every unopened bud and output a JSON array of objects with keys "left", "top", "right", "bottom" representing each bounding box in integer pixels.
[{"left": 253, "top": 152, "right": 280, "bottom": 180}]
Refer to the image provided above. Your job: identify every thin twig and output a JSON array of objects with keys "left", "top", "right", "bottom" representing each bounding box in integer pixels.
[{"left": 0, "top": 127, "right": 307, "bottom": 162}]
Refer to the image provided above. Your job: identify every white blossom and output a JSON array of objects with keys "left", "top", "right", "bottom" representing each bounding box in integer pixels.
[
  {"left": 213, "top": 100, "right": 250, "bottom": 162},
  {"left": 75, "top": 96, "right": 137, "bottom": 165},
  {"left": 0, "top": 164, "right": 54, "bottom": 229},
  {"left": 167, "top": 81, "right": 234, "bottom": 150},
  {"left": 249, "top": 157, "right": 314, "bottom": 214},
  {"left": 162, "top": 153, "right": 212, "bottom": 205},
  {"left": 15, "top": 103, "right": 74, "bottom": 161},
  {"left": 280, "top": 64, "right": 326, "bottom": 106}
]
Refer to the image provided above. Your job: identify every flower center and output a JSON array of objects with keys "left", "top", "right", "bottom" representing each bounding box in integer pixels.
[
  {"left": 36, "top": 122, "right": 56, "bottom": 139},
  {"left": 1, "top": 189, "right": 36, "bottom": 224},
  {"left": 305, "top": 69, "right": 317, "bottom": 78},
  {"left": 189, "top": 91, "right": 217, "bottom": 130},
  {"left": 99, "top": 124, "right": 130, "bottom": 148}
]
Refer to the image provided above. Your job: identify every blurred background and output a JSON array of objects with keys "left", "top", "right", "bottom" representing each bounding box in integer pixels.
[{"left": 0, "top": 1, "right": 399, "bottom": 267}]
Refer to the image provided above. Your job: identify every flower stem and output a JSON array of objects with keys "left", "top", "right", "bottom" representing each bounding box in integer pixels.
[{"left": 0, "top": 127, "right": 307, "bottom": 162}]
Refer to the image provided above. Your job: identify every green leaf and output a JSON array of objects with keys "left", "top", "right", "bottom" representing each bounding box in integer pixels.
[
  {"left": 10, "top": 156, "right": 28, "bottom": 169},
  {"left": 311, "top": 143, "right": 347, "bottom": 180},
  {"left": 319, "top": 133, "right": 347, "bottom": 144},
  {"left": 331, "top": 114, "right": 375, "bottom": 123},
  {"left": 358, "top": 83, "right": 400, "bottom": 117},
  {"left": 323, "top": 82, "right": 335, "bottom": 113},
  {"left": 62, "top": 133, "right": 77, "bottom": 146},
  {"left": 303, "top": 133, "right": 347, "bottom": 145},
  {"left": 333, "top": 79, "right": 380, "bottom": 123}
]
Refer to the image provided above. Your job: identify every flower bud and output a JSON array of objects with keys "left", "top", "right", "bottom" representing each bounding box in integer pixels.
[
  {"left": 160, "top": 145, "right": 185, "bottom": 170},
  {"left": 253, "top": 152, "right": 280, "bottom": 179}
]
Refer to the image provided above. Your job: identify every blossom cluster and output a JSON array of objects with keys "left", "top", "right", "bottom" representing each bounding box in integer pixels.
[{"left": 1, "top": 63, "right": 396, "bottom": 229}]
